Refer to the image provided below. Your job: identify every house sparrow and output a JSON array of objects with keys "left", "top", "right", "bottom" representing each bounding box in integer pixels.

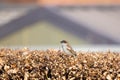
[{"left": 60, "top": 40, "right": 76, "bottom": 56}]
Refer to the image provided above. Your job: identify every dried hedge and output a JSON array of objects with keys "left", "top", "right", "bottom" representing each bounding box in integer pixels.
[{"left": 0, "top": 48, "right": 120, "bottom": 80}]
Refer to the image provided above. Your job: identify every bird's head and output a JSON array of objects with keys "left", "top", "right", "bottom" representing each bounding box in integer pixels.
[{"left": 60, "top": 40, "right": 68, "bottom": 44}]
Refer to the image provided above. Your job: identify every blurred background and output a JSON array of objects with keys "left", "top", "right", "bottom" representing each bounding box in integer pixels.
[{"left": 0, "top": 0, "right": 120, "bottom": 51}]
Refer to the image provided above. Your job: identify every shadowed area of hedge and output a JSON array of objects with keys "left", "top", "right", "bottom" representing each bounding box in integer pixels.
[{"left": 0, "top": 48, "right": 120, "bottom": 80}]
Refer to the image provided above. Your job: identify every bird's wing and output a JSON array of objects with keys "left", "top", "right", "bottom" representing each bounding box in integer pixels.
[{"left": 66, "top": 45, "right": 76, "bottom": 56}]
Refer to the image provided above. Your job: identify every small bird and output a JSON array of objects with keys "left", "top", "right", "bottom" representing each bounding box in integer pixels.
[{"left": 60, "top": 40, "right": 77, "bottom": 56}]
